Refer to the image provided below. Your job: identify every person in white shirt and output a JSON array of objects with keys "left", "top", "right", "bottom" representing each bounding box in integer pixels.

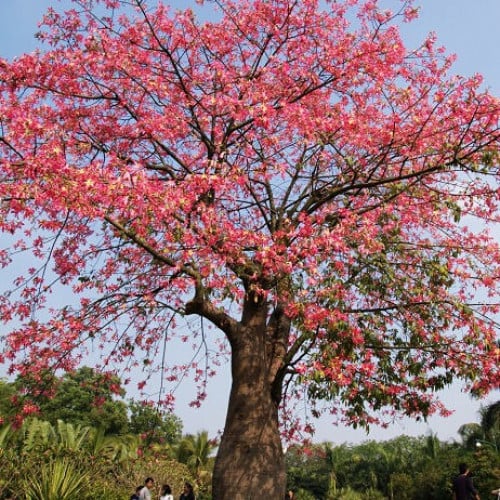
[
  {"left": 139, "top": 477, "right": 155, "bottom": 500},
  {"left": 159, "top": 484, "right": 174, "bottom": 500}
]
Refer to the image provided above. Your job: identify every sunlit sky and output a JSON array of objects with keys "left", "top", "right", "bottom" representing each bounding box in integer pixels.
[{"left": 0, "top": 1, "right": 498, "bottom": 445}]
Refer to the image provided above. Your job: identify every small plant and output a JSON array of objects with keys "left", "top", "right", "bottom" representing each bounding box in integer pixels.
[{"left": 24, "top": 458, "right": 89, "bottom": 500}]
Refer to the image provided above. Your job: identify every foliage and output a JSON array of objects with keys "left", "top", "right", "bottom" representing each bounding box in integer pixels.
[
  {"left": 389, "top": 472, "right": 415, "bottom": 500},
  {"left": 285, "top": 420, "right": 500, "bottom": 500},
  {"left": 479, "top": 400, "right": 500, "bottom": 451},
  {"left": 24, "top": 458, "right": 90, "bottom": 500},
  {"left": 0, "top": 0, "right": 499, "bottom": 496},
  {"left": 175, "top": 431, "right": 216, "bottom": 497},
  {"left": 176, "top": 431, "right": 215, "bottom": 474},
  {"left": 128, "top": 399, "right": 182, "bottom": 446},
  {"left": 0, "top": 424, "right": 19, "bottom": 499},
  {"left": 87, "top": 426, "right": 142, "bottom": 464},
  {"left": 458, "top": 400, "right": 500, "bottom": 453},
  {"left": 0, "top": 380, "right": 16, "bottom": 424},
  {"left": 11, "top": 367, "right": 128, "bottom": 434},
  {"left": 120, "top": 456, "right": 194, "bottom": 499},
  {"left": 20, "top": 418, "right": 91, "bottom": 458},
  {"left": 330, "top": 487, "right": 363, "bottom": 500},
  {"left": 0, "top": 415, "right": 194, "bottom": 500},
  {"left": 469, "top": 446, "right": 500, "bottom": 500},
  {"left": 458, "top": 422, "right": 484, "bottom": 450},
  {"left": 0, "top": 405, "right": 498, "bottom": 499},
  {"left": 286, "top": 444, "right": 332, "bottom": 498},
  {"left": 294, "top": 488, "right": 319, "bottom": 500}
]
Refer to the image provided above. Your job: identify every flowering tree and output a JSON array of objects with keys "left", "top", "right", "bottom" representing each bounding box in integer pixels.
[{"left": 0, "top": 0, "right": 499, "bottom": 497}]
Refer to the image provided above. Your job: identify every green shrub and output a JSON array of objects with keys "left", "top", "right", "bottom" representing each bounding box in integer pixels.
[{"left": 24, "top": 459, "right": 89, "bottom": 500}]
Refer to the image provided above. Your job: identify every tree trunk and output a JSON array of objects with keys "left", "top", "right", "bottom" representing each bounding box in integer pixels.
[{"left": 211, "top": 307, "right": 286, "bottom": 499}]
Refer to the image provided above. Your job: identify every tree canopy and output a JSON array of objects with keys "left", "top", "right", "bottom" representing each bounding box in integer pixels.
[
  {"left": 15, "top": 366, "right": 129, "bottom": 434},
  {"left": 0, "top": 0, "right": 499, "bottom": 497},
  {"left": 128, "top": 399, "right": 182, "bottom": 444},
  {"left": 0, "top": 367, "right": 129, "bottom": 433}
]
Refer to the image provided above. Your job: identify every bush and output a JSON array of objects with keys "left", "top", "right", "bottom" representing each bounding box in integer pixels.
[{"left": 24, "top": 459, "right": 89, "bottom": 500}]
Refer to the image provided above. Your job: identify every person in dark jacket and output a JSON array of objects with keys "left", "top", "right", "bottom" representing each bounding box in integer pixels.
[
  {"left": 130, "top": 485, "right": 143, "bottom": 500},
  {"left": 452, "top": 463, "right": 480, "bottom": 500},
  {"left": 179, "top": 481, "right": 195, "bottom": 500}
]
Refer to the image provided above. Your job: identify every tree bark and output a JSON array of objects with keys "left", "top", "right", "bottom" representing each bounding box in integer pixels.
[{"left": 211, "top": 302, "right": 286, "bottom": 499}]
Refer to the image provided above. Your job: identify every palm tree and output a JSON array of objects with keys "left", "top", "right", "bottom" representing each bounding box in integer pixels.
[
  {"left": 176, "top": 431, "right": 216, "bottom": 484},
  {"left": 54, "top": 419, "right": 90, "bottom": 452},
  {"left": 21, "top": 418, "right": 91, "bottom": 455},
  {"left": 479, "top": 400, "right": 499, "bottom": 452},
  {"left": 87, "top": 426, "right": 141, "bottom": 464},
  {"left": 458, "top": 422, "right": 483, "bottom": 450},
  {"left": 458, "top": 400, "right": 499, "bottom": 452}
]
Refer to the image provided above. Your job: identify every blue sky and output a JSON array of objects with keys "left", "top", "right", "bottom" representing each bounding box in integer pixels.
[{"left": 0, "top": 1, "right": 498, "bottom": 445}]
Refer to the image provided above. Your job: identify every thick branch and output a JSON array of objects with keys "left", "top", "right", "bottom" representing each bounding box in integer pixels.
[{"left": 184, "top": 294, "right": 239, "bottom": 341}]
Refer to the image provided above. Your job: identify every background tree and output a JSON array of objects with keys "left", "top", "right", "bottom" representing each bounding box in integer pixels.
[
  {"left": 286, "top": 433, "right": 500, "bottom": 500},
  {"left": 175, "top": 430, "right": 217, "bottom": 497},
  {"left": 15, "top": 367, "right": 129, "bottom": 435},
  {"left": 458, "top": 422, "right": 483, "bottom": 451},
  {"left": 286, "top": 443, "right": 333, "bottom": 499},
  {"left": 478, "top": 400, "right": 500, "bottom": 452},
  {"left": 471, "top": 444, "right": 500, "bottom": 498},
  {"left": 128, "top": 399, "right": 182, "bottom": 446},
  {"left": 0, "top": 0, "right": 499, "bottom": 497},
  {"left": 457, "top": 400, "right": 499, "bottom": 452}
]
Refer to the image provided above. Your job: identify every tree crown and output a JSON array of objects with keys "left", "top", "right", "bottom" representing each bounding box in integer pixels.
[{"left": 0, "top": 0, "right": 498, "bottom": 436}]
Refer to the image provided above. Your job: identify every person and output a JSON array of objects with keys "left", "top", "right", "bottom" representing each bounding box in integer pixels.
[
  {"left": 285, "top": 490, "right": 295, "bottom": 499},
  {"left": 452, "top": 463, "right": 480, "bottom": 500},
  {"left": 130, "top": 485, "right": 143, "bottom": 500},
  {"left": 139, "top": 477, "right": 155, "bottom": 500},
  {"left": 179, "top": 481, "right": 195, "bottom": 500},
  {"left": 160, "top": 484, "right": 174, "bottom": 500}
]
